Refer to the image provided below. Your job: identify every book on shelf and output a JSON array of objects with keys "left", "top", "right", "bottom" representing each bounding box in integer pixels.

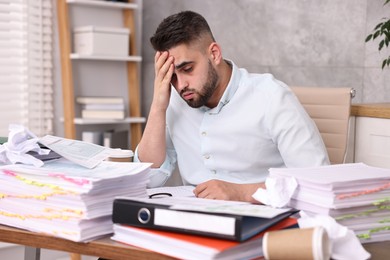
[
  {"left": 76, "top": 96, "right": 124, "bottom": 105},
  {"left": 111, "top": 217, "right": 298, "bottom": 260},
  {"left": 77, "top": 96, "right": 126, "bottom": 120},
  {"left": 81, "top": 109, "right": 125, "bottom": 119},
  {"left": 268, "top": 162, "right": 390, "bottom": 243},
  {"left": 112, "top": 195, "right": 298, "bottom": 242},
  {"left": 0, "top": 158, "right": 151, "bottom": 242},
  {"left": 82, "top": 103, "right": 125, "bottom": 110}
]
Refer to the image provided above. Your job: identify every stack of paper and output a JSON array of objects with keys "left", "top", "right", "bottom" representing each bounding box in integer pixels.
[
  {"left": 112, "top": 217, "right": 298, "bottom": 260},
  {"left": 0, "top": 158, "right": 151, "bottom": 242},
  {"left": 269, "top": 163, "right": 390, "bottom": 243}
]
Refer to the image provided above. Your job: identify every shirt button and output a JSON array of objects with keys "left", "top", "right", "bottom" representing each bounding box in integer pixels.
[
  {"left": 201, "top": 131, "right": 207, "bottom": 136},
  {"left": 211, "top": 170, "right": 217, "bottom": 174},
  {"left": 203, "top": 154, "right": 210, "bottom": 160}
]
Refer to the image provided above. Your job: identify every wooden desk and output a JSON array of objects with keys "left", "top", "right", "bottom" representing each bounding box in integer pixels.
[
  {"left": 0, "top": 225, "right": 171, "bottom": 260},
  {"left": 0, "top": 224, "right": 389, "bottom": 260}
]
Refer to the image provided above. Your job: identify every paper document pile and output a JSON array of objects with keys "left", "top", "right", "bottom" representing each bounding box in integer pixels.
[
  {"left": 0, "top": 158, "right": 151, "bottom": 242},
  {"left": 112, "top": 217, "right": 297, "bottom": 260},
  {"left": 269, "top": 163, "right": 390, "bottom": 243}
]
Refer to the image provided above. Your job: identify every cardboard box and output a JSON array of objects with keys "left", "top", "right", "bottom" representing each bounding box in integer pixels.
[{"left": 73, "top": 26, "right": 130, "bottom": 56}]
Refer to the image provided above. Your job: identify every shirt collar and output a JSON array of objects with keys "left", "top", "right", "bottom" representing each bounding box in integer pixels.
[{"left": 200, "top": 60, "right": 241, "bottom": 114}]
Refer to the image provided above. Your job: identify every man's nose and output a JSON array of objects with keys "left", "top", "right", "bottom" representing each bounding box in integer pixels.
[{"left": 175, "top": 75, "right": 188, "bottom": 92}]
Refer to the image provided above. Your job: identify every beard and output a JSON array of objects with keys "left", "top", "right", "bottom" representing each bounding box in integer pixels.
[{"left": 180, "top": 60, "right": 219, "bottom": 108}]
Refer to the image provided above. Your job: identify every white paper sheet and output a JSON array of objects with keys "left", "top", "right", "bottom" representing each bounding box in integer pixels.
[
  {"left": 0, "top": 124, "right": 50, "bottom": 167},
  {"left": 118, "top": 194, "right": 291, "bottom": 218},
  {"left": 252, "top": 176, "right": 298, "bottom": 208},
  {"left": 39, "top": 135, "right": 114, "bottom": 168}
]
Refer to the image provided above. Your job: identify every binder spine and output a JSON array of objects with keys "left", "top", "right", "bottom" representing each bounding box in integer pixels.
[
  {"left": 112, "top": 199, "right": 238, "bottom": 241},
  {"left": 112, "top": 199, "right": 156, "bottom": 228}
]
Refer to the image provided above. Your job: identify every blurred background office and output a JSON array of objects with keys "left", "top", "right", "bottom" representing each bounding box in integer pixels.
[
  {"left": 1, "top": 0, "right": 389, "bottom": 138},
  {"left": 139, "top": 0, "right": 389, "bottom": 119}
]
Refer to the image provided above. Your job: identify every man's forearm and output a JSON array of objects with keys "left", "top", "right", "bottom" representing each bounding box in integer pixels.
[
  {"left": 137, "top": 106, "right": 167, "bottom": 168},
  {"left": 138, "top": 51, "right": 174, "bottom": 167}
]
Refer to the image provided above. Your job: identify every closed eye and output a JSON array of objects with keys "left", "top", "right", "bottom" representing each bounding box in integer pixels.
[
  {"left": 175, "top": 61, "right": 194, "bottom": 73},
  {"left": 183, "top": 66, "right": 193, "bottom": 73}
]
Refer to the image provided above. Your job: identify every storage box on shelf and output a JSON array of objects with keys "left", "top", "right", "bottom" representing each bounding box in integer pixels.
[{"left": 73, "top": 26, "right": 130, "bottom": 56}]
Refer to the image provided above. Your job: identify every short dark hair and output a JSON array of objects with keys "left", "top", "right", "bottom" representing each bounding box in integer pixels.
[{"left": 150, "top": 11, "right": 215, "bottom": 51}]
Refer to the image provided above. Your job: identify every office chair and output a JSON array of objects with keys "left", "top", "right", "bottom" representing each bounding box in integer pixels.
[{"left": 290, "top": 86, "right": 354, "bottom": 164}]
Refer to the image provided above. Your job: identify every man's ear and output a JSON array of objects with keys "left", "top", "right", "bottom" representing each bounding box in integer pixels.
[{"left": 208, "top": 42, "right": 222, "bottom": 64}]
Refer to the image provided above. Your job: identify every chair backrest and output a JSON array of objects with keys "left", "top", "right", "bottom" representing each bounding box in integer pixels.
[{"left": 290, "top": 86, "right": 353, "bottom": 164}]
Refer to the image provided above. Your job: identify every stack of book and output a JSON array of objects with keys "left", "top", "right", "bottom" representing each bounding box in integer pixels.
[
  {"left": 77, "top": 96, "right": 125, "bottom": 120},
  {"left": 0, "top": 158, "right": 151, "bottom": 242},
  {"left": 268, "top": 163, "right": 390, "bottom": 244},
  {"left": 111, "top": 192, "right": 298, "bottom": 259}
]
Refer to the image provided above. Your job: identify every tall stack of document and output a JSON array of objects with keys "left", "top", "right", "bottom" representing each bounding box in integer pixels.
[
  {"left": 268, "top": 163, "right": 390, "bottom": 243},
  {"left": 0, "top": 158, "right": 151, "bottom": 242}
]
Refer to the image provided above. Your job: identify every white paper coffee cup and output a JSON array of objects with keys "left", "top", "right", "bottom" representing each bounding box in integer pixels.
[{"left": 107, "top": 149, "right": 133, "bottom": 162}]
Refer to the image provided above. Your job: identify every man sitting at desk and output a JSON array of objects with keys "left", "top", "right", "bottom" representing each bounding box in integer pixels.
[{"left": 135, "top": 10, "right": 329, "bottom": 202}]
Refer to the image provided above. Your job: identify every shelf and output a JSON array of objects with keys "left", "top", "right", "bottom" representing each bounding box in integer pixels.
[
  {"left": 70, "top": 53, "right": 142, "bottom": 62},
  {"left": 67, "top": 0, "right": 138, "bottom": 10},
  {"left": 73, "top": 117, "right": 146, "bottom": 125}
]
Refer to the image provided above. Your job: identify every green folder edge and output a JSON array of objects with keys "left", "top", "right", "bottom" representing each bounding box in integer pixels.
[{"left": 0, "top": 137, "right": 7, "bottom": 145}]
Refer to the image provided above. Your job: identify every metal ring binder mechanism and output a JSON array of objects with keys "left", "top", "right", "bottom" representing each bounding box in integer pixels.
[{"left": 138, "top": 208, "right": 151, "bottom": 224}]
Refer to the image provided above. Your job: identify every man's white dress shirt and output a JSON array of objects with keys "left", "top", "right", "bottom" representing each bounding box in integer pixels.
[{"left": 135, "top": 61, "right": 329, "bottom": 187}]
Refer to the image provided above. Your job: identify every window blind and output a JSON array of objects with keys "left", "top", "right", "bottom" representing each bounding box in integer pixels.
[{"left": 0, "top": 0, "right": 53, "bottom": 137}]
